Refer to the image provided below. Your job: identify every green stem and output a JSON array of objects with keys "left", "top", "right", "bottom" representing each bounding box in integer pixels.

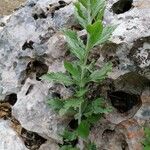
[{"left": 78, "top": 33, "right": 91, "bottom": 150}]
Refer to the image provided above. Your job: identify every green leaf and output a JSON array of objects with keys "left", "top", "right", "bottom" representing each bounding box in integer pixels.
[
  {"left": 64, "top": 61, "right": 80, "bottom": 81},
  {"left": 79, "top": 0, "right": 87, "bottom": 8},
  {"left": 75, "top": 88, "right": 88, "bottom": 97},
  {"left": 87, "top": 142, "right": 97, "bottom": 150},
  {"left": 92, "top": 98, "right": 111, "bottom": 114},
  {"left": 144, "top": 145, "right": 150, "bottom": 150},
  {"left": 77, "top": 121, "right": 90, "bottom": 139},
  {"left": 59, "top": 98, "right": 84, "bottom": 116},
  {"left": 96, "top": 25, "right": 116, "bottom": 45},
  {"left": 60, "top": 145, "right": 79, "bottom": 150},
  {"left": 63, "top": 29, "right": 85, "bottom": 60},
  {"left": 84, "top": 98, "right": 111, "bottom": 117},
  {"left": 86, "top": 114, "right": 101, "bottom": 124},
  {"left": 61, "top": 130, "right": 77, "bottom": 142},
  {"left": 74, "top": 2, "right": 87, "bottom": 28},
  {"left": 87, "top": 21, "right": 103, "bottom": 49},
  {"left": 90, "top": 62, "right": 112, "bottom": 82},
  {"left": 47, "top": 99, "right": 64, "bottom": 111},
  {"left": 91, "top": 0, "right": 106, "bottom": 21},
  {"left": 41, "top": 72, "right": 73, "bottom": 86}
]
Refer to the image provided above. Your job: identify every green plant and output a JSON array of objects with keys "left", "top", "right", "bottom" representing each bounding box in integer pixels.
[
  {"left": 41, "top": 0, "right": 115, "bottom": 149},
  {"left": 143, "top": 127, "right": 150, "bottom": 150}
]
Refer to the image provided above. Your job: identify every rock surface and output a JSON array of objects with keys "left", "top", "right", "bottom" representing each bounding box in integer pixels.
[
  {"left": 0, "top": 120, "right": 28, "bottom": 150},
  {"left": 0, "top": 0, "right": 149, "bottom": 149}
]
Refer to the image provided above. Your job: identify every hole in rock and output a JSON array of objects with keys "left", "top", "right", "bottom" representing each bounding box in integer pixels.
[
  {"left": 0, "top": 22, "right": 5, "bottom": 27},
  {"left": 102, "top": 129, "right": 115, "bottom": 140},
  {"left": 112, "top": 0, "right": 133, "bottom": 14},
  {"left": 26, "top": 85, "right": 34, "bottom": 95},
  {"left": 49, "top": 1, "right": 68, "bottom": 18},
  {"left": 26, "top": 60, "right": 48, "bottom": 81},
  {"left": 4, "top": 93, "right": 17, "bottom": 106},
  {"left": 32, "top": 11, "right": 47, "bottom": 20},
  {"left": 21, "top": 128, "right": 47, "bottom": 150},
  {"left": 121, "top": 140, "right": 128, "bottom": 150},
  {"left": 52, "top": 92, "right": 61, "bottom": 99},
  {"left": 68, "top": 119, "right": 78, "bottom": 130},
  {"left": 22, "top": 40, "right": 34, "bottom": 50},
  {"left": 71, "top": 24, "right": 83, "bottom": 31},
  {"left": 108, "top": 91, "right": 141, "bottom": 113}
]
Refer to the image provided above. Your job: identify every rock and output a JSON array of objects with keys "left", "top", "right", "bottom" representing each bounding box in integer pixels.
[
  {"left": 102, "top": 0, "right": 150, "bottom": 80},
  {"left": 12, "top": 78, "right": 69, "bottom": 142},
  {"left": 116, "top": 119, "right": 144, "bottom": 150},
  {"left": 0, "top": 0, "right": 74, "bottom": 101},
  {"left": 0, "top": 119, "right": 28, "bottom": 150},
  {"left": 39, "top": 141, "right": 59, "bottom": 150},
  {"left": 0, "top": 0, "right": 150, "bottom": 149}
]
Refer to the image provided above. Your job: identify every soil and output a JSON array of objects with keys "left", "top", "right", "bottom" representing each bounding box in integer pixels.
[{"left": 0, "top": 0, "right": 26, "bottom": 16}]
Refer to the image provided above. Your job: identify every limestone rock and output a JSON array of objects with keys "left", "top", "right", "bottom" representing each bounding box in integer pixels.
[
  {"left": 12, "top": 78, "right": 69, "bottom": 142},
  {"left": 39, "top": 141, "right": 59, "bottom": 150},
  {"left": 0, "top": 120, "right": 28, "bottom": 150}
]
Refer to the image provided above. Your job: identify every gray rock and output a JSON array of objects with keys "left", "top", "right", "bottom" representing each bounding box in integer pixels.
[
  {"left": 12, "top": 78, "right": 69, "bottom": 142},
  {"left": 39, "top": 141, "right": 59, "bottom": 150},
  {"left": 0, "top": 0, "right": 149, "bottom": 149},
  {"left": 0, "top": 0, "right": 74, "bottom": 100},
  {"left": 0, "top": 120, "right": 28, "bottom": 150}
]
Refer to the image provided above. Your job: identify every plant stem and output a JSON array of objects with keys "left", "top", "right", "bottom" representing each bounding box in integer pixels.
[{"left": 78, "top": 30, "right": 91, "bottom": 150}]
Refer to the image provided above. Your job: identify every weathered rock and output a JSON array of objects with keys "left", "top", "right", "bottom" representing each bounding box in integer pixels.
[
  {"left": 39, "top": 141, "right": 59, "bottom": 150},
  {"left": 116, "top": 119, "right": 144, "bottom": 150},
  {"left": 102, "top": 0, "right": 150, "bottom": 80},
  {"left": 0, "top": 0, "right": 150, "bottom": 149},
  {"left": 0, "top": 120, "right": 28, "bottom": 150},
  {"left": 0, "top": 0, "right": 74, "bottom": 101},
  {"left": 12, "top": 78, "right": 69, "bottom": 142}
]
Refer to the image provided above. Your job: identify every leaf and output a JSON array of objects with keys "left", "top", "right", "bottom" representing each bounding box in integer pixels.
[
  {"left": 92, "top": 98, "right": 111, "bottom": 114},
  {"left": 86, "top": 114, "right": 101, "bottom": 124},
  {"left": 63, "top": 29, "right": 85, "bottom": 60},
  {"left": 61, "top": 130, "right": 77, "bottom": 142},
  {"left": 79, "top": 0, "right": 87, "bottom": 8},
  {"left": 74, "top": 2, "right": 87, "bottom": 28},
  {"left": 96, "top": 25, "right": 116, "bottom": 45},
  {"left": 87, "top": 142, "right": 97, "bottom": 150},
  {"left": 87, "top": 21, "right": 103, "bottom": 49},
  {"left": 60, "top": 145, "right": 79, "bottom": 150},
  {"left": 90, "top": 62, "right": 112, "bottom": 82},
  {"left": 84, "top": 98, "right": 111, "bottom": 117},
  {"left": 75, "top": 88, "right": 88, "bottom": 97},
  {"left": 91, "top": 0, "right": 106, "bottom": 21},
  {"left": 41, "top": 72, "right": 73, "bottom": 86},
  {"left": 59, "top": 98, "right": 84, "bottom": 116},
  {"left": 47, "top": 99, "right": 64, "bottom": 111},
  {"left": 64, "top": 61, "right": 80, "bottom": 81},
  {"left": 77, "top": 121, "right": 90, "bottom": 139}
]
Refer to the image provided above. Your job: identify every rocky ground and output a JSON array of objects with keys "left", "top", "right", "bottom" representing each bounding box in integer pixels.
[{"left": 0, "top": 0, "right": 150, "bottom": 150}]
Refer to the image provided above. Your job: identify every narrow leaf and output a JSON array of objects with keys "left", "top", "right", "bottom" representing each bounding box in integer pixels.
[
  {"left": 61, "top": 130, "right": 77, "bottom": 142},
  {"left": 48, "top": 99, "right": 64, "bottom": 111},
  {"left": 74, "top": 2, "right": 87, "bottom": 28},
  {"left": 96, "top": 25, "right": 116, "bottom": 45},
  {"left": 90, "top": 62, "right": 112, "bottom": 82},
  {"left": 64, "top": 61, "right": 80, "bottom": 80},
  {"left": 91, "top": 0, "right": 106, "bottom": 21},
  {"left": 77, "top": 121, "right": 90, "bottom": 139},
  {"left": 75, "top": 88, "right": 88, "bottom": 97},
  {"left": 87, "top": 21, "right": 103, "bottom": 49},
  {"left": 63, "top": 29, "right": 85, "bottom": 60},
  {"left": 60, "top": 145, "right": 79, "bottom": 150},
  {"left": 41, "top": 72, "right": 73, "bottom": 86},
  {"left": 59, "top": 98, "right": 84, "bottom": 116}
]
